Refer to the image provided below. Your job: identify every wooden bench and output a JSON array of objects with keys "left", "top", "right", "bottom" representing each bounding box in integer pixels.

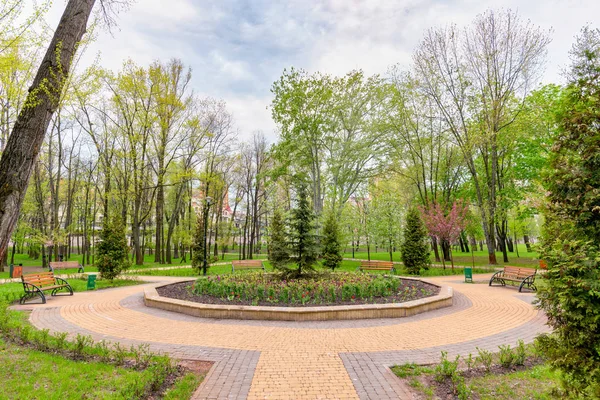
[
  {"left": 20, "top": 271, "right": 73, "bottom": 304},
  {"left": 231, "top": 259, "right": 265, "bottom": 273},
  {"left": 357, "top": 260, "right": 396, "bottom": 273},
  {"left": 489, "top": 266, "right": 537, "bottom": 292},
  {"left": 49, "top": 261, "right": 84, "bottom": 273}
]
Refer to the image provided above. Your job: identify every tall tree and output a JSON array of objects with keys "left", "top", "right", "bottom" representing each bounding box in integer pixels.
[
  {"left": 413, "top": 9, "right": 550, "bottom": 264},
  {"left": 537, "top": 26, "right": 600, "bottom": 398},
  {"left": 0, "top": 0, "right": 120, "bottom": 266}
]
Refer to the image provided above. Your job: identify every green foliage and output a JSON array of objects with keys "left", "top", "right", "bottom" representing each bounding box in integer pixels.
[
  {"left": 498, "top": 345, "right": 514, "bottom": 368},
  {"left": 193, "top": 272, "right": 435, "bottom": 305},
  {"left": 401, "top": 208, "right": 430, "bottom": 274},
  {"left": 537, "top": 26, "right": 600, "bottom": 399},
  {"left": 321, "top": 211, "right": 343, "bottom": 270},
  {"left": 286, "top": 182, "right": 320, "bottom": 277},
  {"left": 191, "top": 214, "right": 207, "bottom": 274},
  {"left": 476, "top": 347, "right": 494, "bottom": 373},
  {"left": 268, "top": 208, "right": 290, "bottom": 270},
  {"left": 96, "top": 216, "right": 130, "bottom": 280}
]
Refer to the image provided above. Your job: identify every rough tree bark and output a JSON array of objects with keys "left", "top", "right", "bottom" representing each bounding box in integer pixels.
[{"left": 0, "top": 0, "right": 96, "bottom": 265}]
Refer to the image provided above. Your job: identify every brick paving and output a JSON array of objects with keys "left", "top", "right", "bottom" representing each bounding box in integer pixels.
[{"left": 10, "top": 273, "right": 550, "bottom": 399}]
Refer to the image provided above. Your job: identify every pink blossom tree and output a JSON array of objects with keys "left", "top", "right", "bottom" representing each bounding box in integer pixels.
[{"left": 420, "top": 200, "right": 470, "bottom": 270}]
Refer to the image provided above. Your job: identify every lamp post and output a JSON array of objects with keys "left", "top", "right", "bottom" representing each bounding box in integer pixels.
[{"left": 203, "top": 196, "right": 213, "bottom": 276}]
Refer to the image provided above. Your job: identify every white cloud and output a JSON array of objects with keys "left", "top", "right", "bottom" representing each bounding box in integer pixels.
[{"left": 33, "top": 0, "right": 600, "bottom": 136}]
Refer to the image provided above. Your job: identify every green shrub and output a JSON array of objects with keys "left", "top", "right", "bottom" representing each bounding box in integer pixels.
[
  {"left": 537, "top": 26, "right": 600, "bottom": 398},
  {"left": 321, "top": 211, "right": 343, "bottom": 271},
  {"left": 96, "top": 216, "right": 130, "bottom": 280},
  {"left": 401, "top": 208, "right": 430, "bottom": 274},
  {"left": 268, "top": 208, "right": 290, "bottom": 270},
  {"left": 476, "top": 347, "right": 493, "bottom": 373},
  {"left": 498, "top": 345, "right": 514, "bottom": 368}
]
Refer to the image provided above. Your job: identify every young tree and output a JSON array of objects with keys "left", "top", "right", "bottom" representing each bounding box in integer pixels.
[
  {"left": 268, "top": 208, "right": 290, "bottom": 270},
  {"left": 321, "top": 211, "right": 342, "bottom": 270},
  {"left": 96, "top": 215, "right": 129, "bottom": 280},
  {"left": 286, "top": 182, "right": 319, "bottom": 278},
  {"left": 420, "top": 200, "right": 469, "bottom": 269},
  {"left": 536, "top": 26, "right": 600, "bottom": 397},
  {"left": 191, "top": 214, "right": 206, "bottom": 274},
  {"left": 401, "top": 208, "right": 430, "bottom": 274}
]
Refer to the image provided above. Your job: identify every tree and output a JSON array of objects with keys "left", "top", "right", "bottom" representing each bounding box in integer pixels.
[
  {"left": 321, "top": 211, "right": 342, "bottom": 270},
  {"left": 268, "top": 208, "right": 289, "bottom": 270},
  {"left": 401, "top": 208, "right": 430, "bottom": 274},
  {"left": 420, "top": 200, "right": 469, "bottom": 269},
  {"left": 285, "top": 181, "right": 319, "bottom": 278},
  {"left": 0, "top": 0, "right": 117, "bottom": 267},
  {"left": 413, "top": 9, "right": 550, "bottom": 264},
  {"left": 191, "top": 214, "right": 206, "bottom": 274},
  {"left": 96, "top": 215, "right": 129, "bottom": 280},
  {"left": 536, "top": 26, "right": 600, "bottom": 397}
]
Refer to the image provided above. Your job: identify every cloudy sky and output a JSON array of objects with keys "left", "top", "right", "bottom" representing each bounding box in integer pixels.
[{"left": 44, "top": 0, "right": 598, "bottom": 141}]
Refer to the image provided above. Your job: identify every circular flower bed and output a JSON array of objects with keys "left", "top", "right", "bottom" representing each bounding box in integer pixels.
[{"left": 157, "top": 272, "right": 440, "bottom": 307}]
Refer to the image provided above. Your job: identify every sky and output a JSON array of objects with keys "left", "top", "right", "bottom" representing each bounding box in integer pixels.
[{"left": 41, "top": 0, "right": 599, "bottom": 141}]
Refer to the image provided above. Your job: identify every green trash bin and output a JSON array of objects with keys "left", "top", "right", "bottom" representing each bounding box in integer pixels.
[
  {"left": 464, "top": 267, "right": 473, "bottom": 283},
  {"left": 87, "top": 273, "right": 98, "bottom": 290}
]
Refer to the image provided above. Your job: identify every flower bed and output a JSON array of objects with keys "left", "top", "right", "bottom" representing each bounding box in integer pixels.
[{"left": 174, "top": 272, "right": 439, "bottom": 307}]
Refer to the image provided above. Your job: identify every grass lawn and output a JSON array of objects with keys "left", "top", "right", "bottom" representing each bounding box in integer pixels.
[
  {"left": 344, "top": 243, "right": 539, "bottom": 268},
  {"left": 0, "top": 277, "right": 144, "bottom": 303},
  {"left": 0, "top": 336, "right": 202, "bottom": 400},
  {"left": 468, "top": 364, "right": 560, "bottom": 399},
  {"left": 132, "top": 259, "right": 492, "bottom": 278},
  {"left": 0, "top": 252, "right": 269, "bottom": 279}
]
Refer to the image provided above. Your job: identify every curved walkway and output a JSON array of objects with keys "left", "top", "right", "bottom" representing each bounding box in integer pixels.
[{"left": 11, "top": 273, "right": 549, "bottom": 400}]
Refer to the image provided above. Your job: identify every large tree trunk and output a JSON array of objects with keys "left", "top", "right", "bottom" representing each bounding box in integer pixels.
[{"left": 0, "top": 0, "right": 96, "bottom": 263}]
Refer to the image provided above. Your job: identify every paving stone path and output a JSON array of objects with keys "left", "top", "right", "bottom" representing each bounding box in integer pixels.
[{"left": 11, "top": 273, "right": 550, "bottom": 400}]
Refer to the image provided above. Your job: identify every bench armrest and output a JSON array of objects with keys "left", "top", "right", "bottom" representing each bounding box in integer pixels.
[
  {"left": 54, "top": 277, "right": 71, "bottom": 287},
  {"left": 22, "top": 281, "right": 42, "bottom": 294}
]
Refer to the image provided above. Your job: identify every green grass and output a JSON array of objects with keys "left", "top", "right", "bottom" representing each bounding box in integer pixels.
[
  {"left": 131, "top": 259, "right": 492, "bottom": 278},
  {"left": 468, "top": 364, "right": 560, "bottom": 399},
  {"left": 0, "top": 337, "right": 167, "bottom": 399},
  {"left": 344, "top": 244, "right": 539, "bottom": 267},
  {"left": 0, "top": 277, "right": 144, "bottom": 303},
  {"left": 0, "top": 245, "right": 537, "bottom": 279},
  {"left": 0, "top": 252, "right": 269, "bottom": 279}
]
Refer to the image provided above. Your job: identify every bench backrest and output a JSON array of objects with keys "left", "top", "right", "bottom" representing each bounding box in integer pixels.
[
  {"left": 22, "top": 272, "right": 56, "bottom": 288},
  {"left": 49, "top": 261, "right": 80, "bottom": 269},
  {"left": 232, "top": 260, "right": 263, "bottom": 268},
  {"left": 503, "top": 266, "right": 536, "bottom": 279},
  {"left": 360, "top": 261, "right": 394, "bottom": 268}
]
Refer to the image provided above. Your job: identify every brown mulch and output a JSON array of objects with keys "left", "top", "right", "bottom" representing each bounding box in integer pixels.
[{"left": 156, "top": 280, "right": 440, "bottom": 307}]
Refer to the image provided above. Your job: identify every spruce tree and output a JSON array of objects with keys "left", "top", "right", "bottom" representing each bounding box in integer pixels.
[
  {"left": 191, "top": 215, "right": 206, "bottom": 274},
  {"left": 96, "top": 216, "right": 130, "bottom": 280},
  {"left": 401, "top": 208, "right": 430, "bottom": 274},
  {"left": 536, "top": 26, "right": 600, "bottom": 397},
  {"left": 288, "top": 182, "right": 319, "bottom": 277},
  {"left": 268, "top": 208, "right": 290, "bottom": 270},
  {"left": 322, "top": 211, "right": 342, "bottom": 270}
]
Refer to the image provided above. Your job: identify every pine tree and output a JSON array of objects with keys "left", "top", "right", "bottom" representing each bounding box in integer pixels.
[
  {"left": 96, "top": 216, "right": 130, "bottom": 280},
  {"left": 287, "top": 182, "right": 319, "bottom": 277},
  {"left": 268, "top": 208, "right": 290, "bottom": 270},
  {"left": 322, "top": 211, "right": 342, "bottom": 270},
  {"left": 401, "top": 208, "right": 430, "bottom": 274},
  {"left": 191, "top": 215, "right": 206, "bottom": 274}
]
